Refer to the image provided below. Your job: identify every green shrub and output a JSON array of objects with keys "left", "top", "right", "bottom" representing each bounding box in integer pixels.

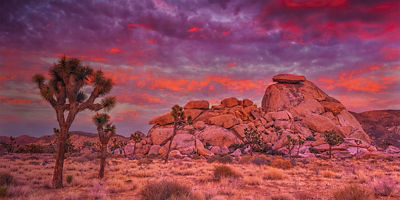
[
  {"left": 213, "top": 165, "right": 240, "bottom": 180},
  {"left": 333, "top": 184, "right": 373, "bottom": 200},
  {"left": 140, "top": 180, "right": 200, "bottom": 200},
  {"left": 0, "top": 186, "right": 7, "bottom": 197},
  {"left": 270, "top": 159, "right": 293, "bottom": 170},
  {"left": 66, "top": 175, "right": 73, "bottom": 184},
  {"left": 0, "top": 172, "right": 13, "bottom": 186},
  {"left": 207, "top": 155, "right": 232, "bottom": 164}
]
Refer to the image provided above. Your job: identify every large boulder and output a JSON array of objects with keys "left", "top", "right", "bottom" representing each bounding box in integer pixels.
[
  {"left": 148, "top": 127, "right": 173, "bottom": 145},
  {"left": 221, "top": 97, "right": 240, "bottom": 108},
  {"left": 195, "top": 139, "right": 213, "bottom": 157},
  {"left": 207, "top": 114, "right": 240, "bottom": 129},
  {"left": 159, "top": 133, "right": 196, "bottom": 155},
  {"left": 197, "top": 125, "right": 240, "bottom": 147},
  {"left": 149, "top": 113, "right": 174, "bottom": 125},
  {"left": 184, "top": 109, "right": 204, "bottom": 121},
  {"left": 184, "top": 100, "right": 209, "bottom": 110},
  {"left": 272, "top": 74, "right": 306, "bottom": 84},
  {"left": 262, "top": 75, "right": 371, "bottom": 144}
]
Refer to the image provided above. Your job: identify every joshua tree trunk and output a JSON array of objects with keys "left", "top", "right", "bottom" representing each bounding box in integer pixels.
[
  {"left": 99, "top": 142, "right": 107, "bottom": 179},
  {"left": 164, "top": 122, "right": 177, "bottom": 163},
  {"left": 133, "top": 142, "right": 137, "bottom": 155},
  {"left": 52, "top": 125, "right": 68, "bottom": 188}
]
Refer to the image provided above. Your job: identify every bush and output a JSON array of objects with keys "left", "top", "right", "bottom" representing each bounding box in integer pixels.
[
  {"left": 0, "top": 172, "right": 13, "bottom": 186},
  {"left": 263, "top": 168, "right": 284, "bottom": 180},
  {"left": 270, "top": 194, "right": 294, "bottom": 200},
  {"left": 0, "top": 186, "right": 7, "bottom": 197},
  {"left": 373, "top": 177, "right": 396, "bottom": 196},
  {"left": 207, "top": 155, "right": 232, "bottom": 164},
  {"left": 333, "top": 184, "right": 373, "bottom": 200},
  {"left": 213, "top": 165, "right": 240, "bottom": 180},
  {"left": 251, "top": 156, "right": 270, "bottom": 166},
  {"left": 270, "top": 159, "right": 293, "bottom": 170},
  {"left": 140, "top": 180, "right": 199, "bottom": 200},
  {"left": 66, "top": 175, "right": 73, "bottom": 184},
  {"left": 137, "top": 158, "right": 153, "bottom": 165}
]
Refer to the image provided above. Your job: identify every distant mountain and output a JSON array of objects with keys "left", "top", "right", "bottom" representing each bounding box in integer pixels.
[{"left": 351, "top": 110, "right": 400, "bottom": 148}]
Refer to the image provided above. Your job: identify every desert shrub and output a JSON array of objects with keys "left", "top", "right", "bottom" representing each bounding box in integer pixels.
[
  {"left": 333, "top": 184, "right": 373, "bottom": 200},
  {"left": 0, "top": 186, "right": 7, "bottom": 197},
  {"left": 207, "top": 155, "right": 232, "bottom": 164},
  {"left": 251, "top": 156, "right": 270, "bottom": 166},
  {"left": 66, "top": 175, "right": 73, "bottom": 184},
  {"left": 373, "top": 176, "right": 396, "bottom": 196},
  {"left": 137, "top": 158, "right": 153, "bottom": 165},
  {"left": 270, "top": 159, "right": 293, "bottom": 170},
  {"left": 306, "top": 136, "right": 316, "bottom": 141},
  {"left": 322, "top": 170, "right": 336, "bottom": 178},
  {"left": 140, "top": 180, "right": 199, "bottom": 200},
  {"left": 270, "top": 194, "right": 294, "bottom": 200},
  {"left": 0, "top": 172, "right": 13, "bottom": 186},
  {"left": 309, "top": 147, "right": 320, "bottom": 154},
  {"left": 263, "top": 168, "right": 284, "bottom": 180},
  {"left": 213, "top": 165, "right": 240, "bottom": 180}
]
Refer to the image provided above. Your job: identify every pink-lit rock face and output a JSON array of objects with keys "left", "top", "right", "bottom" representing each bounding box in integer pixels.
[{"left": 272, "top": 74, "right": 306, "bottom": 84}]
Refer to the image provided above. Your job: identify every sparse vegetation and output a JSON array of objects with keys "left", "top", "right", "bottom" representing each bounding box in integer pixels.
[
  {"left": 207, "top": 155, "right": 233, "bottom": 164},
  {"left": 140, "top": 180, "right": 198, "bottom": 200},
  {"left": 333, "top": 184, "right": 373, "bottom": 200},
  {"left": 164, "top": 105, "right": 186, "bottom": 163},
  {"left": 270, "top": 159, "right": 293, "bottom": 170},
  {"left": 244, "top": 127, "right": 268, "bottom": 155},
  {"left": 213, "top": 165, "right": 240, "bottom": 180}
]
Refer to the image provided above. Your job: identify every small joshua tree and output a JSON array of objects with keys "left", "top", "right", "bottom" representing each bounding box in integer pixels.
[
  {"left": 130, "top": 131, "right": 145, "bottom": 155},
  {"left": 1, "top": 136, "right": 17, "bottom": 154},
  {"left": 324, "top": 130, "right": 344, "bottom": 159},
  {"left": 286, "top": 135, "right": 297, "bottom": 160},
  {"left": 296, "top": 137, "right": 305, "bottom": 157},
  {"left": 93, "top": 113, "right": 116, "bottom": 179},
  {"left": 164, "top": 105, "right": 185, "bottom": 163},
  {"left": 32, "top": 56, "right": 115, "bottom": 188},
  {"left": 244, "top": 127, "right": 266, "bottom": 156},
  {"left": 354, "top": 139, "right": 362, "bottom": 154}
]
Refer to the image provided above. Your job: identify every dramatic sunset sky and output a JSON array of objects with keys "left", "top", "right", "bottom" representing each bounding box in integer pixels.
[{"left": 0, "top": 0, "right": 399, "bottom": 137}]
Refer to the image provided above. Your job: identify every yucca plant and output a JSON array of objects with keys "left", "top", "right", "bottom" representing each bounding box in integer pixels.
[
  {"left": 32, "top": 56, "right": 115, "bottom": 188},
  {"left": 130, "top": 131, "right": 145, "bottom": 156},
  {"left": 324, "top": 130, "right": 344, "bottom": 159},
  {"left": 93, "top": 113, "right": 116, "bottom": 179}
]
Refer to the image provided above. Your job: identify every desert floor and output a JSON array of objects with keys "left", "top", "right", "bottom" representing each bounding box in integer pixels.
[{"left": 0, "top": 153, "right": 399, "bottom": 200}]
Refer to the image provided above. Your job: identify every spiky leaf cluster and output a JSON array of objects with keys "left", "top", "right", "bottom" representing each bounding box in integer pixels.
[
  {"left": 130, "top": 131, "right": 145, "bottom": 143},
  {"left": 244, "top": 127, "right": 267, "bottom": 152},
  {"left": 324, "top": 130, "right": 344, "bottom": 147},
  {"left": 93, "top": 113, "right": 116, "bottom": 145}
]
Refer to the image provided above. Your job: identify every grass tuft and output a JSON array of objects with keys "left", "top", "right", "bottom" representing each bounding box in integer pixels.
[
  {"left": 333, "top": 184, "right": 373, "bottom": 200},
  {"left": 213, "top": 165, "right": 240, "bottom": 180},
  {"left": 140, "top": 180, "right": 200, "bottom": 200}
]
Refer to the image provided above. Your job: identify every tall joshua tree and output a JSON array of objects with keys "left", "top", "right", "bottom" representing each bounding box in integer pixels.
[
  {"left": 32, "top": 56, "right": 115, "bottom": 188},
  {"left": 93, "top": 113, "right": 116, "bottom": 179},
  {"left": 164, "top": 105, "right": 185, "bottom": 163},
  {"left": 130, "top": 131, "right": 145, "bottom": 156}
]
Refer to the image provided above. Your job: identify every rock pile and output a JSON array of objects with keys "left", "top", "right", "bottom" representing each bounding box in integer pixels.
[{"left": 129, "top": 74, "right": 380, "bottom": 159}]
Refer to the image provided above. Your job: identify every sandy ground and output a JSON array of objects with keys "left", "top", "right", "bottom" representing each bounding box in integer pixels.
[{"left": 0, "top": 153, "right": 399, "bottom": 200}]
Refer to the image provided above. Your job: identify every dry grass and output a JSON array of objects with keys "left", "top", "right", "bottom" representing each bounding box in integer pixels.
[
  {"left": 263, "top": 167, "right": 285, "bottom": 180},
  {"left": 140, "top": 180, "right": 199, "bottom": 200},
  {"left": 0, "top": 153, "right": 399, "bottom": 199},
  {"left": 333, "top": 184, "right": 374, "bottom": 200}
]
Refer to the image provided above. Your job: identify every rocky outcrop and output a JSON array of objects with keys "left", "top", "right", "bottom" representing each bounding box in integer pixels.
[{"left": 140, "top": 74, "right": 384, "bottom": 159}]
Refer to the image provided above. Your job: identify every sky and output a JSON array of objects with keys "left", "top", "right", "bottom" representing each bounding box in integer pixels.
[{"left": 0, "top": 0, "right": 399, "bottom": 137}]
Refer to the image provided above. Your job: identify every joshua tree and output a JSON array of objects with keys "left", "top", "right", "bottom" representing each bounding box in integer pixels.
[
  {"left": 130, "top": 131, "right": 145, "bottom": 156},
  {"left": 286, "top": 135, "right": 297, "bottom": 160},
  {"left": 324, "top": 130, "right": 344, "bottom": 159},
  {"left": 244, "top": 127, "right": 266, "bottom": 156},
  {"left": 164, "top": 105, "right": 185, "bottom": 163},
  {"left": 93, "top": 113, "right": 116, "bottom": 179},
  {"left": 32, "top": 56, "right": 115, "bottom": 188},
  {"left": 296, "top": 137, "right": 305, "bottom": 157},
  {"left": 0, "top": 136, "right": 17, "bottom": 154}
]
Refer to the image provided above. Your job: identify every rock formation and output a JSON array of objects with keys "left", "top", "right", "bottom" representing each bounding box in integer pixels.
[{"left": 137, "top": 74, "right": 380, "bottom": 159}]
